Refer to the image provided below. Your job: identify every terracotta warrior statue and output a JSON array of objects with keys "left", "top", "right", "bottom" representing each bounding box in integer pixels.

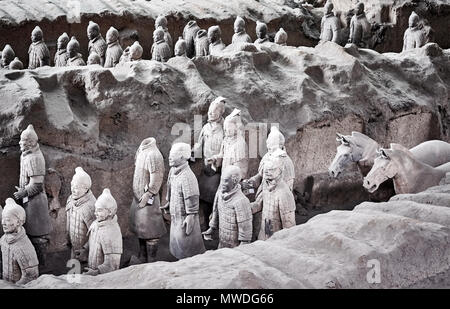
[
  {"left": 1, "top": 44, "right": 15, "bottom": 68},
  {"left": 104, "top": 27, "right": 123, "bottom": 68},
  {"left": 208, "top": 26, "right": 226, "bottom": 56},
  {"left": 28, "top": 26, "right": 50, "bottom": 69},
  {"left": 320, "top": 1, "right": 340, "bottom": 43},
  {"left": 75, "top": 188, "right": 122, "bottom": 276},
  {"left": 195, "top": 29, "right": 210, "bottom": 57},
  {"left": 209, "top": 108, "right": 248, "bottom": 179},
  {"left": 67, "top": 37, "right": 86, "bottom": 66},
  {"left": 403, "top": 12, "right": 427, "bottom": 51},
  {"left": 120, "top": 41, "right": 143, "bottom": 63},
  {"left": 183, "top": 20, "right": 201, "bottom": 58},
  {"left": 160, "top": 143, "right": 205, "bottom": 259},
  {"left": 129, "top": 138, "right": 166, "bottom": 264},
  {"left": 232, "top": 16, "right": 252, "bottom": 44},
  {"left": 13, "top": 125, "right": 51, "bottom": 266},
  {"left": 9, "top": 57, "right": 24, "bottom": 70},
  {"left": 87, "top": 52, "right": 101, "bottom": 65},
  {"left": 255, "top": 21, "right": 270, "bottom": 44},
  {"left": 0, "top": 199, "right": 39, "bottom": 285},
  {"left": 251, "top": 151, "right": 296, "bottom": 240},
  {"left": 155, "top": 15, "right": 173, "bottom": 56},
  {"left": 174, "top": 37, "right": 188, "bottom": 57},
  {"left": 87, "top": 21, "right": 107, "bottom": 66},
  {"left": 151, "top": 28, "right": 171, "bottom": 62},
  {"left": 202, "top": 165, "right": 252, "bottom": 248},
  {"left": 54, "top": 32, "right": 70, "bottom": 67},
  {"left": 275, "top": 28, "right": 288, "bottom": 46},
  {"left": 348, "top": 2, "right": 371, "bottom": 47},
  {"left": 66, "top": 167, "right": 96, "bottom": 262}
]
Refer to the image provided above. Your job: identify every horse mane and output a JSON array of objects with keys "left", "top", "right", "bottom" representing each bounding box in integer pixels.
[
  {"left": 389, "top": 143, "right": 415, "bottom": 159},
  {"left": 349, "top": 131, "right": 378, "bottom": 148}
]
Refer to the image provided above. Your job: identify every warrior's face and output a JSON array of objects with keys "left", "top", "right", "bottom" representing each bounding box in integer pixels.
[
  {"left": 19, "top": 137, "right": 36, "bottom": 152},
  {"left": 57, "top": 38, "right": 67, "bottom": 50},
  {"left": 169, "top": 146, "right": 187, "bottom": 167},
  {"left": 234, "top": 23, "right": 244, "bottom": 34},
  {"left": 71, "top": 182, "right": 88, "bottom": 200},
  {"left": 2, "top": 214, "right": 20, "bottom": 234},
  {"left": 95, "top": 205, "right": 110, "bottom": 222},
  {"left": 68, "top": 43, "right": 78, "bottom": 58},
  {"left": 87, "top": 27, "right": 99, "bottom": 40},
  {"left": 208, "top": 30, "right": 219, "bottom": 44},
  {"left": 266, "top": 139, "right": 281, "bottom": 154},
  {"left": 31, "top": 32, "right": 42, "bottom": 43},
  {"left": 221, "top": 174, "right": 235, "bottom": 194},
  {"left": 256, "top": 27, "right": 267, "bottom": 39},
  {"left": 264, "top": 163, "right": 282, "bottom": 182},
  {"left": 224, "top": 122, "right": 238, "bottom": 137},
  {"left": 208, "top": 106, "right": 222, "bottom": 122}
]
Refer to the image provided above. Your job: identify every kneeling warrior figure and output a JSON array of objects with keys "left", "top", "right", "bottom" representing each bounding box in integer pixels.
[
  {"left": 203, "top": 166, "right": 252, "bottom": 248},
  {"left": 0, "top": 199, "right": 39, "bottom": 285}
]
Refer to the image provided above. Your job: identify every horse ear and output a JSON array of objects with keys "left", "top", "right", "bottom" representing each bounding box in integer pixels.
[
  {"left": 380, "top": 148, "right": 389, "bottom": 159},
  {"left": 336, "top": 133, "right": 343, "bottom": 142}
]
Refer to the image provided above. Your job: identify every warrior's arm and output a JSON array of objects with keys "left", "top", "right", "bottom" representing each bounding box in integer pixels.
[
  {"left": 25, "top": 176, "right": 45, "bottom": 198},
  {"left": 349, "top": 19, "right": 355, "bottom": 42},
  {"left": 16, "top": 266, "right": 39, "bottom": 285},
  {"left": 209, "top": 193, "right": 220, "bottom": 229},
  {"left": 251, "top": 193, "right": 263, "bottom": 214},
  {"left": 193, "top": 127, "right": 205, "bottom": 156},
  {"left": 332, "top": 21, "right": 340, "bottom": 43},
  {"left": 185, "top": 195, "right": 200, "bottom": 214},
  {"left": 97, "top": 253, "right": 121, "bottom": 274},
  {"left": 279, "top": 198, "right": 296, "bottom": 229},
  {"left": 238, "top": 218, "right": 252, "bottom": 243}
]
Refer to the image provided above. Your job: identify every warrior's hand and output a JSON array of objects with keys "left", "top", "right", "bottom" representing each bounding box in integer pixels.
[
  {"left": 202, "top": 227, "right": 215, "bottom": 241},
  {"left": 138, "top": 192, "right": 152, "bottom": 208},
  {"left": 83, "top": 268, "right": 99, "bottom": 276},
  {"left": 183, "top": 214, "right": 195, "bottom": 236},
  {"left": 159, "top": 202, "right": 170, "bottom": 214},
  {"left": 74, "top": 248, "right": 88, "bottom": 262},
  {"left": 13, "top": 186, "right": 27, "bottom": 200}
]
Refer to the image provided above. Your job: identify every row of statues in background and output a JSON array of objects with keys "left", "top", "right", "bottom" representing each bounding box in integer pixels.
[
  {"left": 0, "top": 96, "right": 296, "bottom": 284},
  {"left": 320, "top": 0, "right": 433, "bottom": 50},
  {"left": 0, "top": 15, "right": 288, "bottom": 71}
]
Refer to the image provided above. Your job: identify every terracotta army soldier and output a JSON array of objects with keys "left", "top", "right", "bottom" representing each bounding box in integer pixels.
[
  {"left": 87, "top": 21, "right": 107, "bottom": 66},
  {"left": 275, "top": 28, "right": 288, "bottom": 46},
  {"left": 208, "top": 26, "right": 226, "bottom": 56},
  {"left": 9, "top": 57, "right": 23, "bottom": 70},
  {"left": 195, "top": 29, "right": 210, "bottom": 57},
  {"left": 251, "top": 151, "right": 296, "bottom": 240},
  {"left": 66, "top": 167, "right": 96, "bottom": 261},
  {"left": 402, "top": 12, "right": 427, "bottom": 51},
  {"left": 129, "top": 138, "right": 166, "bottom": 264},
  {"left": 67, "top": 37, "right": 86, "bottom": 66},
  {"left": 174, "top": 37, "right": 188, "bottom": 57},
  {"left": 320, "top": 0, "right": 340, "bottom": 43},
  {"left": 151, "top": 29, "right": 171, "bottom": 62},
  {"left": 1, "top": 44, "right": 15, "bottom": 68},
  {"left": 183, "top": 20, "right": 201, "bottom": 58},
  {"left": 202, "top": 166, "right": 252, "bottom": 248},
  {"left": 348, "top": 2, "right": 371, "bottom": 47},
  {"left": 210, "top": 108, "right": 248, "bottom": 179},
  {"left": 28, "top": 26, "right": 50, "bottom": 69},
  {"left": 13, "top": 125, "right": 51, "bottom": 266},
  {"left": 104, "top": 27, "right": 123, "bottom": 68},
  {"left": 0, "top": 199, "right": 39, "bottom": 285},
  {"left": 120, "top": 41, "right": 143, "bottom": 63},
  {"left": 155, "top": 15, "right": 173, "bottom": 56},
  {"left": 232, "top": 16, "right": 252, "bottom": 44},
  {"left": 160, "top": 143, "right": 205, "bottom": 259},
  {"left": 87, "top": 52, "right": 102, "bottom": 65},
  {"left": 254, "top": 21, "right": 270, "bottom": 44},
  {"left": 54, "top": 32, "right": 70, "bottom": 67},
  {"left": 75, "top": 188, "right": 122, "bottom": 276}
]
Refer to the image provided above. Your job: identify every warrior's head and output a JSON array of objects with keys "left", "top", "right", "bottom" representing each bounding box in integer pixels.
[
  {"left": 130, "top": 41, "right": 143, "bottom": 60},
  {"left": 2, "top": 198, "right": 26, "bottom": 234},
  {"left": 325, "top": 1, "right": 334, "bottom": 14},
  {"left": 94, "top": 188, "right": 117, "bottom": 222},
  {"left": 174, "top": 37, "right": 187, "bottom": 57},
  {"left": 208, "top": 26, "right": 221, "bottom": 44},
  {"left": 87, "top": 21, "right": 100, "bottom": 40},
  {"left": 31, "top": 26, "right": 43, "bottom": 43},
  {"left": 224, "top": 108, "right": 244, "bottom": 138},
  {"left": 67, "top": 36, "right": 81, "bottom": 58},
  {"left": 19, "top": 124, "right": 38, "bottom": 152},
  {"left": 153, "top": 28, "right": 165, "bottom": 43},
  {"left": 57, "top": 32, "right": 70, "bottom": 50},
  {"left": 263, "top": 149, "right": 284, "bottom": 183},
  {"left": 71, "top": 167, "right": 92, "bottom": 200},
  {"left": 169, "top": 143, "right": 191, "bottom": 168},
  {"left": 234, "top": 16, "right": 246, "bottom": 34},
  {"left": 256, "top": 21, "right": 268, "bottom": 39},
  {"left": 355, "top": 2, "right": 365, "bottom": 15},
  {"left": 1, "top": 44, "right": 15, "bottom": 67},
  {"left": 208, "top": 96, "right": 226, "bottom": 122},
  {"left": 9, "top": 57, "right": 23, "bottom": 70},
  {"left": 275, "top": 28, "right": 288, "bottom": 45},
  {"left": 155, "top": 15, "right": 168, "bottom": 30},
  {"left": 221, "top": 165, "right": 241, "bottom": 194},
  {"left": 266, "top": 126, "right": 285, "bottom": 154},
  {"left": 87, "top": 52, "right": 101, "bottom": 65},
  {"left": 409, "top": 12, "right": 420, "bottom": 28}
]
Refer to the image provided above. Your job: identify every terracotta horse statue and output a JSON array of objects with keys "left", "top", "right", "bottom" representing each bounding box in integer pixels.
[
  {"left": 329, "top": 131, "right": 450, "bottom": 177},
  {"left": 363, "top": 144, "right": 450, "bottom": 194}
]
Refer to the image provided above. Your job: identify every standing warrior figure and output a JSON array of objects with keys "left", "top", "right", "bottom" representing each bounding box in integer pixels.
[
  {"left": 174, "top": 37, "right": 188, "bottom": 57},
  {"left": 13, "top": 125, "right": 51, "bottom": 266},
  {"left": 348, "top": 2, "right": 371, "bottom": 47},
  {"left": 402, "top": 12, "right": 427, "bottom": 51},
  {"left": 254, "top": 21, "right": 270, "bottom": 44},
  {"left": 76, "top": 188, "right": 122, "bottom": 276},
  {"left": 210, "top": 108, "right": 248, "bottom": 179},
  {"left": 0, "top": 199, "right": 39, "bottom": 285},
  {"left": 1, "top": 44, "right": 15, "bottom": 68},
  {"left": 275, "top": 28, "right": 288, "bottom": 46},
  {"left": 66, "top": 167, "right": 96, "bottom": 262},
  {"left": 183, "top": 20, "right": 201, "bottom": 58},
  {"left": 67, "top": 37, "right": 86, "bottom": 66},
  {"left": 208, "top": 26, "right": 226, "bottom": 56},
  {"left": 320, "top": 1, "right": 340, "bottom": 43},
  {"left": 161, "top": 143, "right": 205, "bottom": 259},
  {"left": 155, "top": 15, "right": 173, "bottom": 56},
  {"left": 195, "top": 29, "right": 210, "bottom": 57},
  {"left": 251, "top": 151, "right": 296, "bottom": 240},
  {"left": 232, "top": 16, "right": 252, "bottom": 44},
  {"left": 151, "top": 29, "right": 171, "bottom": 62},
  {"left": 104, "top": 27, "right": 123, "bottom": 68},
  {"left": 28, "top": 26, "right": 50, "bottom": 69},
  {"left": 87, "top": 21, "right": 107, "bottom": 66},
  {"left": 202, "top": 166, "right": 252, "bottom": 248},
  {"left": 54, "top": 32, "right": 70, "bottom": 67},
  {"left": 129, "top": 138, "right": 166, "bottom": 264}
]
